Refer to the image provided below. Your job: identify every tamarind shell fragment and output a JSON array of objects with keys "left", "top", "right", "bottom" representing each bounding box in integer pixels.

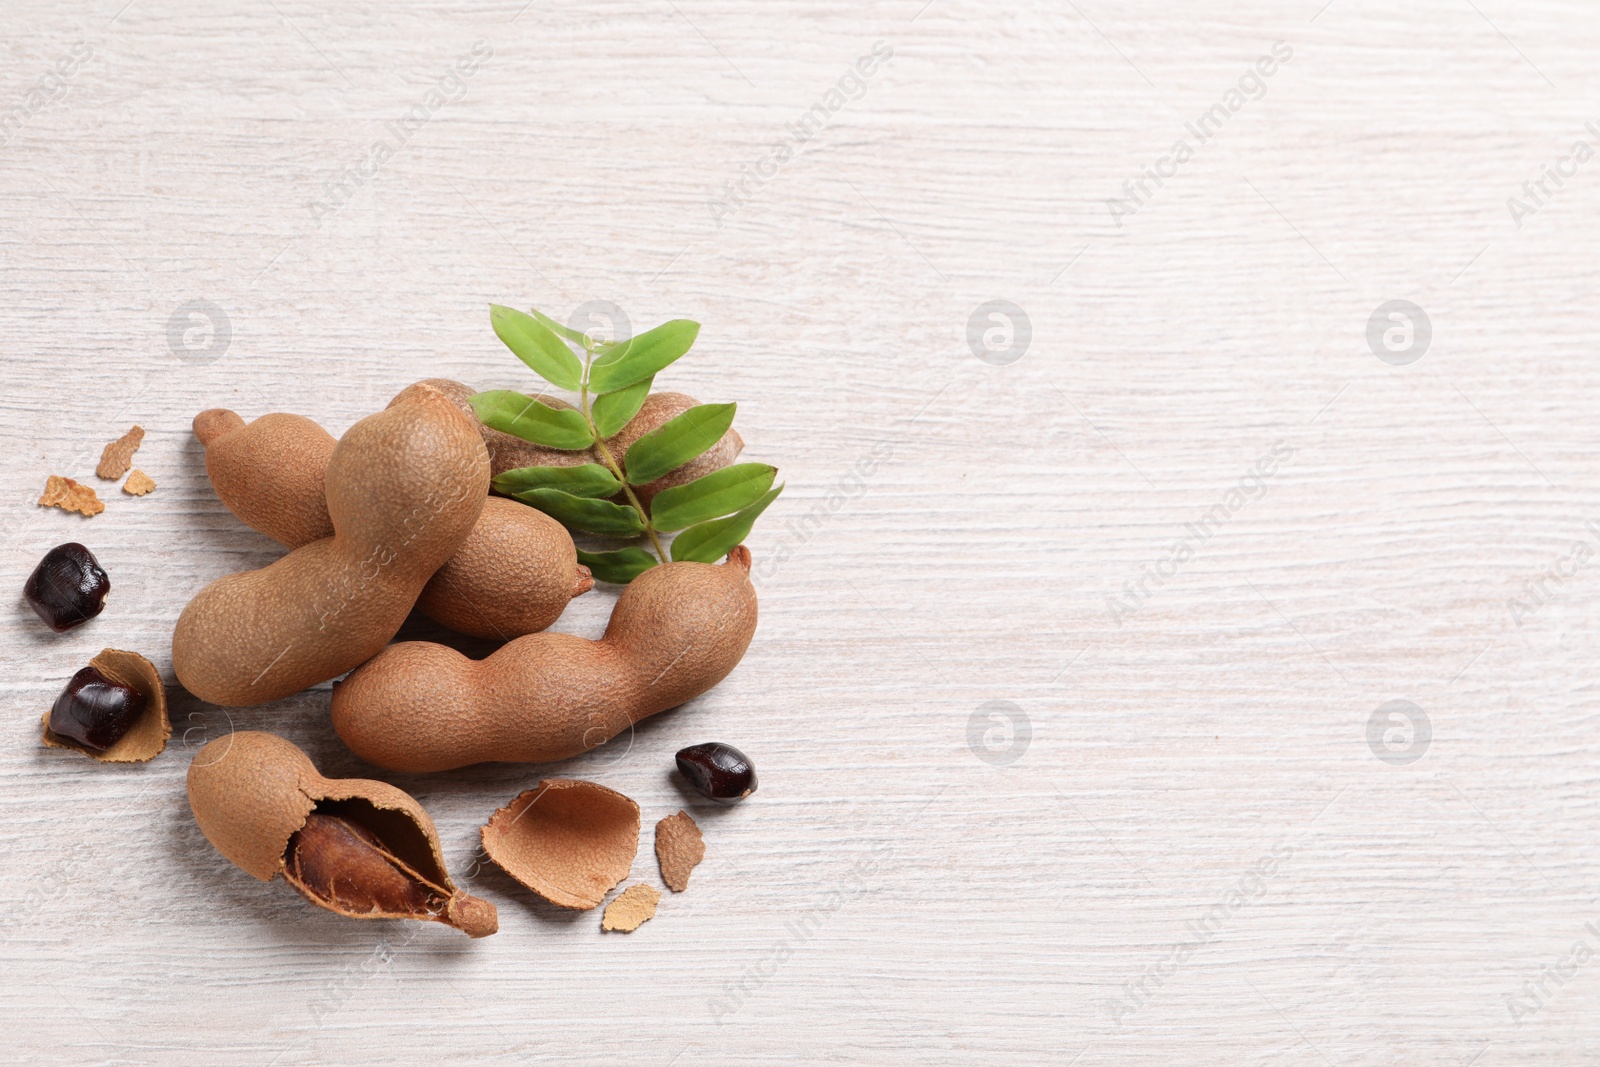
[
  {"left": 480, "top": 780, "right": 640, "bottom": 910},
  {"left": 187, "top": 731, "right": 496, "bottom": 937}
]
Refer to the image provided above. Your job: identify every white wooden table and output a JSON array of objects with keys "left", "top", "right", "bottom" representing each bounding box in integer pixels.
[{"left": 3, "top": 1, "right": 1599, "bottom": 1063}]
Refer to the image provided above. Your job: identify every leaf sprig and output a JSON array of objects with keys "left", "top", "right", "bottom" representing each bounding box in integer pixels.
[{"left": 470, "top": 304, "right": 782, "bottom": 583}]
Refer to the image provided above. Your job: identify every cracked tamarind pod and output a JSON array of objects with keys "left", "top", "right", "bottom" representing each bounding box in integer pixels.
[
  {"left": 187, "top": 730, "right": 496, "bottom": 937},
  {"left": 331, "top": 547, "right": 758, "bottom": 773},
  {"left": 173, "top": 386, "right": 489, "bottom": 706},
  {"left": 194, "top": 389, "right": 596, "bottom": 642}
]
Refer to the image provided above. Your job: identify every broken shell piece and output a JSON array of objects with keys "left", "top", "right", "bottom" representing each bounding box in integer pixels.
[
  {"left": 480, "top": 780, "right": 639, "bottom": 910},
  {"left": 42, "top": 649, "right": 170, "bottom": 763},
  {"left": 39, "top": 476, "right": 104, "bottom": 517},
  {"left": 123, "top": 470, "right": 156, "bottom": 496},
  {"left": 187, "top": 731, "right": 496, "bottom": 937},
  {"left": 655, "top": 811, "right": 705, "bottom": 893},
  {"left": 602, "top": 884, "right": 660, "bottom": 932},
  {"left": 97, "top": 425, "right": 145, "bottom": 480}
]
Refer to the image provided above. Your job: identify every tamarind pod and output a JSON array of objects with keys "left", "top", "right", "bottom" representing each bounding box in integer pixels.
[
  {"left": 195, "top": 404, "right": 592, "bottom": 641},
  {"left": 330, "top": 547, "right": 758, "bottom": 772},
  {"left": 173, "top": 386, "right": 489, "bottom": 706},
  {"left": 194, "top": 409, "right": 334, "bottom": 550}
]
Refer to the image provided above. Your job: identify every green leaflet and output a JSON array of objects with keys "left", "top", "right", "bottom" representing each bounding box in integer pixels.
[
  {"left": 589, "top": 319, "right": 700, "bottom": 394},
  {"left": 670, "top": 485, "right": 783, "bottom": 563},
  {"left": 514, "top": 489, "right": 644, "bottom": 536},
  {"left": 489, "top": 305, "right": 583, "bottom": 391},
  {"left": 492, "top": 464, "right": 622, "bottom": 499},
  {"left": 591, "top": 376, "right": 654, "bottom": 439},
  {"left": 649, "top": 463, "right": 777, "bottom": 532},
  {"left": 576, "top": 547, "right": 659, "bottom": 584},
  {"left": 623, "top": 403, "right": 736, "bottom": 486},
  {"left": 528, "top": 307, "right": 593, "bottom": 349},
  {"left": 469, "top": 392, "right": 594, "bottom": 450}
]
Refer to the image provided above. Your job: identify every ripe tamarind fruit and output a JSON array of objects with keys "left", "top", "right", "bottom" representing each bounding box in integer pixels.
[
  {"left": 173, "top": 386, "right": 489, "bottom": 706},
  {"left": 405, "top": 379, "right": 745, "bottom": 512},
  {"left": 193, "top": 409, "right": 334, "bottom": 550},
  {"left": 330, "top": 547, "right": 759, "bottom": 772},
  {"left": 415, "top": 497, "right": 591, "bottom": 639},
  {"left": 195, "top": 401, "right": 592, "bottom": 641},
  {"left": 187, "top": 730, "right": 497, "bottom": 937}
]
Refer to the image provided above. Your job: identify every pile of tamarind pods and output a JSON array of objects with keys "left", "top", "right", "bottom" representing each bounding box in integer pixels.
[{"left": 170, "top": 380, "right": 759, "bottom": 936}]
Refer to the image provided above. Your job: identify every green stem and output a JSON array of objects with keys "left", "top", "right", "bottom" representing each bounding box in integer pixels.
[{"left": 580, "top": 347, "right": 667, "bottom": 564}]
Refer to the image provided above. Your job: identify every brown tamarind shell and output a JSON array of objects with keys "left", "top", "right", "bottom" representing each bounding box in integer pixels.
[
  {"left": 480, "top": 779, "right": 640, "bottom": 910},
  {"left": 194, "top": 409, "right": 336, "bottom": 551},
  {"left": 193, "top": 387, "right": 595, "bottom": 642}
]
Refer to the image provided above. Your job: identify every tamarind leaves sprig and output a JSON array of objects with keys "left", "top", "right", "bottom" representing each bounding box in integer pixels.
[{"left": 471, "top": 303, "right": 783, "bottom": 583}]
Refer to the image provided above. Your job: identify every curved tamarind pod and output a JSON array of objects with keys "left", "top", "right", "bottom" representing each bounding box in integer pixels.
[
  {"left": 195, "top": 406, "right": 592, "bottom": 641},
  {"left": 406, "top": 379, "right": 745, "bottom": 512},
  {"left": 173, "top": 387, "right": 489, "bottom": 706},
  {"left": 330, "top": 547, "right": 758, "bottom": 773}
]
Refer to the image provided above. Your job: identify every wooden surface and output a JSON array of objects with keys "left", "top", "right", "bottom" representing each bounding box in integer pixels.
[{"left": 3, "top": 1, "right": 1599, "bottom": 1063}]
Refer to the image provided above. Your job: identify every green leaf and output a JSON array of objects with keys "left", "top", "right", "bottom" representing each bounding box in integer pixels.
[
  {"left": 577, "top": 547, "right": 659, "bottom": 584},
  {"left": 650, "top": 463, "right": 777, "bottom": 532},
  {"left": 588, "top": 319, "right": 700, "bottom": 394},
  {"left": 591, "top": 376, "right": 654, "bottom": 439},
  {"left": 624, "top": 403, "right": 736, "bottom": 486},
  {"left": 670, "top": 485, "right": 783, "bottom": 563},
  {"left": 469, "top": 391, "right": 594, "bottom": 450},
  {"left": 489, "top": 305, "right": 583, "bottom": 391},
  {"left": 493, "top": 464, "right": 622, "bottom": 499},
  {"left": 528, "top": 308, "right": 593, "bottom": 349},
  {"left": 515, "top": 489, "right": 644, "bottom": 536}
]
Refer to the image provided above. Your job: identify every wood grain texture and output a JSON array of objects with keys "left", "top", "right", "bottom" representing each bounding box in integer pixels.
[{"left": 3, "top": 0, "right": 1600, "bottom": 1063}]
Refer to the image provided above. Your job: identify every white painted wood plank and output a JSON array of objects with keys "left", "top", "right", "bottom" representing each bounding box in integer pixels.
[{"left": 3, "top": 1, "right": 1600, "bottom": 1063}]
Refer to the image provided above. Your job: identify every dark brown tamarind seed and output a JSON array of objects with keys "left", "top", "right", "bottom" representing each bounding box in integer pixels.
[
  {"left": 25, "top": 543, "right": 110, "bottom": 632},
  {"left": 49, "top": 666, "right": 145, "bottom": 752},
  {"left": 675, "top": 742, "right": 758, "bottom": 802}
]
